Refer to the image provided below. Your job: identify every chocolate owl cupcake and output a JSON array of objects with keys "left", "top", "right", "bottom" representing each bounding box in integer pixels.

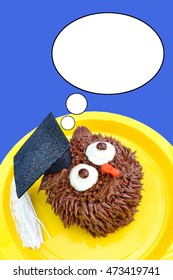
[{"left": 39, "top": 126, "right": 143, "bottom": 237}]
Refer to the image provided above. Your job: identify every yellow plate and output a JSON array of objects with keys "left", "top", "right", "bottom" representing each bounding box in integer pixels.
[{"left": 0, "top": 112, "right": 173, "bottom": 260}]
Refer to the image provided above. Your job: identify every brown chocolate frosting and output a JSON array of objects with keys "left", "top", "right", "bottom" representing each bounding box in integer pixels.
[{"left": 39, "top": 126, "right": 143, "bottom": 237}]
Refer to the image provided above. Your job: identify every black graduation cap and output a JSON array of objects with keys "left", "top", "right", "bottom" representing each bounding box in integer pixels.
[{"left": 14, "top": 113, "right": 72, "bottom": 198}]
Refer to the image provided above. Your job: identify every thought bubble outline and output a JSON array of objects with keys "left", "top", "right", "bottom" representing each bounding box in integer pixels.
[
  {"left": 51, "top": 12, "right": 165, "bottom": 95},
  {"left": 60, "top": 115, "right": 75, "bottom": 130},
  {"left": 66, "top": 93, "right": 88, "bottom": 115}
]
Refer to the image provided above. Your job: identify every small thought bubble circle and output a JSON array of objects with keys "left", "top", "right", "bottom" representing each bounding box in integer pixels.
[
  {"left": 66, "top": 93, "right": 87, "bottom": 114},
  {"left": 61, "top": 116, "right": 75, "bottom": 130},
  {"left": 52, "top": 13, "right": 164, "bottom": 94}
]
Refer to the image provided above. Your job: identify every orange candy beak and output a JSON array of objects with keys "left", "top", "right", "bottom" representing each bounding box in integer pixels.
[{"left": 101, "top": 163, "right": 120, "bottom": 177}]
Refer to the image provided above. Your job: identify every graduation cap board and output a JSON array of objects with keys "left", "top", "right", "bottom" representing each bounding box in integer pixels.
[
  {"left": 14, "top": 112, "right": 71, "bottom": 198},
  {"left": 11, "top": 113, "right": 72, "bottom": 249}
]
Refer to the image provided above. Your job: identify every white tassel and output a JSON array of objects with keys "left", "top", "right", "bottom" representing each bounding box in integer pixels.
[{"left": 10, "top": 179, "right": 50, "bottom": 249}]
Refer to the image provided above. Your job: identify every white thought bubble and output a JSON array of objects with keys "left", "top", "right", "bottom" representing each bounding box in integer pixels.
[
  {"left": 52, "top": 13, "right": 164, "bottom": 94},
  {"left": 66, "top": 93, "right": 87, "bottom": 114},
  {"left": 60, "top": 115, "right": 75, "bottom": 130},
  {"left": 60, "top": 94, "right": 87, "bottom": 130}
]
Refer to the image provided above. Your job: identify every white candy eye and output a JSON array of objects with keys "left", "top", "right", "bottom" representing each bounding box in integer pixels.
[
  {"left": 86, "top": 141, "right": 116, "bottom": 165},
  {"left": 69, "top": 164, "right": 98, "bottom": 192}
]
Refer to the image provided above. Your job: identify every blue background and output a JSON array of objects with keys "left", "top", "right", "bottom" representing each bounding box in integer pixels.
[{"left": 0, "top": 0, "right": 172, "bottom": 163}]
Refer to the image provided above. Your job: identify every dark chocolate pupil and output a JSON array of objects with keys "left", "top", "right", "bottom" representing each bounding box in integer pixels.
[
  {"left": 78, "top": 168, "right": 89, "bottom": 178},
  {"left": 97, "top": 142, "right": 107, "bottom": 150}
]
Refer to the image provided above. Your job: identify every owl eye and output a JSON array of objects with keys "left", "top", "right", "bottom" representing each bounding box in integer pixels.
[
  {"left": 69, "top": 164, "right": 98, "bottom": 191},
  {"left": 86, "top": 141, "right": 116, "bottom": 165}
]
